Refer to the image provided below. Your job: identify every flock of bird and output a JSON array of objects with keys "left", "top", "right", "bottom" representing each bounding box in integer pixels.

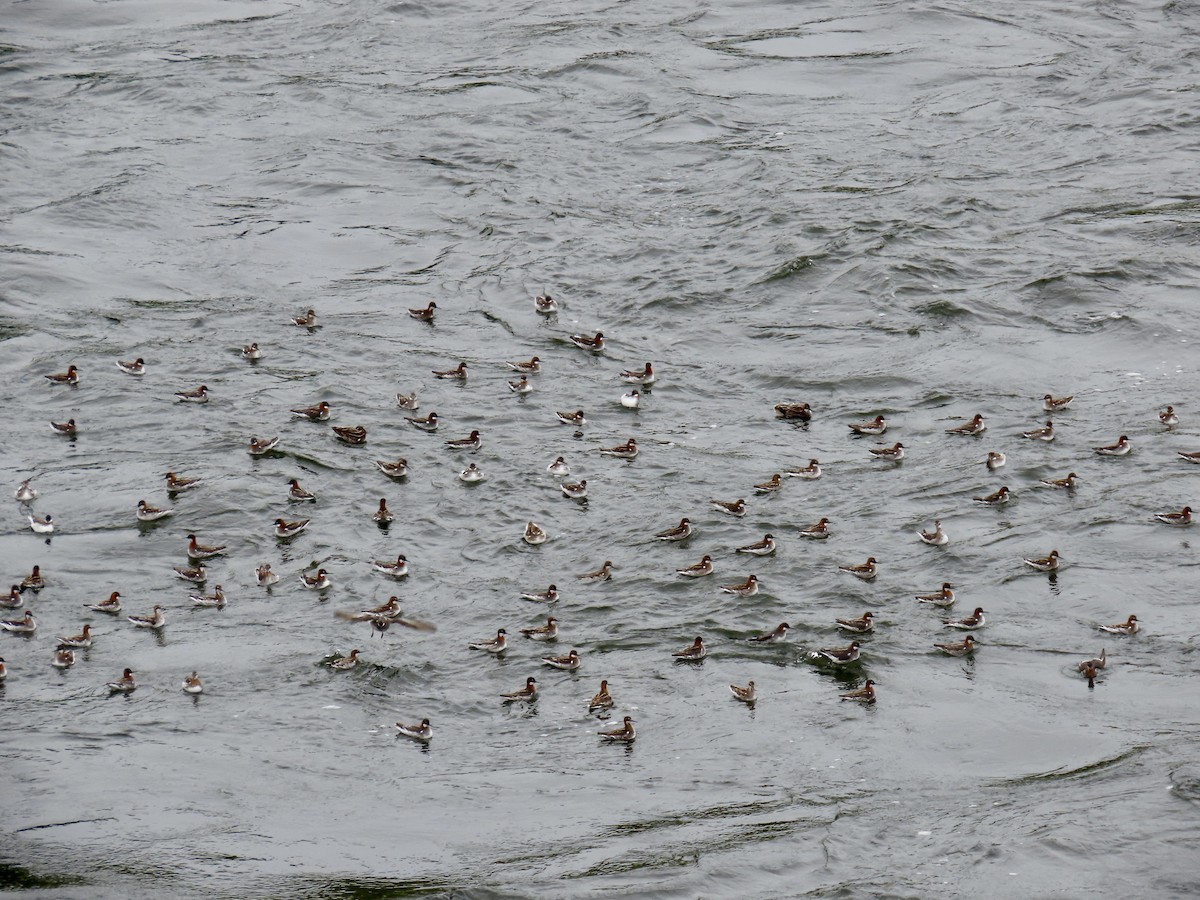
[{"left": 6, "top": 295, "right": 1196, "bottom": 743}]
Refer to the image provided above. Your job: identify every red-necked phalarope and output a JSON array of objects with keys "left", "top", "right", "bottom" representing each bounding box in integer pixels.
[
  {"left": 409, "top": 301, "right": 437, "bottom": 321},
  {"left": 128, "top": 606, "right": 166, "bottom": 629},
  {"left": 918, "top": 520, "right": 948, "bottom": 546},
  {"left": 677, "top": 555, "right": 714, "bottom": 577},
  {"left": 396, "top": 718, "right": 432, "bottom": 742},
  {"left": 520, "top": 617, "right": 558, "bottom": 641},
  {"left": 599, "top": 716, "right": 636, "bottom": 742},
  {"left": 116, "top": 357, "right": 146, "bottom": 376},
  {"left": 816, "top": 642, "right": 861, "bottom": 664},
  {"left": 175, "top": 385, "right": 209, "bottom": 403},
  {"left": 673, "top": 636, "right": 706, "bottom": 660},
  {"left": 1099, "top": 615, "right": 1139, "bottom": 635},
  {"left": 292, "top": 401, "right": 331, "bottom": 421},
  {"left": 774, "top": 403, "right": 811, "bottom": 421},
  {"left": 376, "top": 459, "right": 409, "bottom": 478},
  {"left": 1023, "top": 420, "right": 1055, "bottom": 442},
  {"left": 935, "top": 635, "right": 976, "bottom": 656},
  {"left": 729, "top": 681, "right": 756, "bottom": 703},
  {"left": 569, "top": 331, "right": 604, "bottom": 351},
  {"left": 542, "top": 649, "right": 580, "bottom": 671},
  {"left": 848, "top": 415, "right": 886, "bottom": 436},
  {"left": 292, "top": 309, "right": 316, "bottom": 327},
  {"left": 523, "top": 521, "right": 548, "bottom": 545},
  {"left": 839, "top": 557, "right": 877, "bottom": 580},
  {"left": 1040, "top": 472, "right": 1078, "bottom": 489},
  {"left": 916, "top": 583, "right": 955, "bottom": 607},
  {"left": 248, "top": 436, "right": 280, "bottom": 455},
  {"left": 520, "top": 584, "right": 558, "bottom": 603},
  {"left": 182, "top": 672, "right": 203, "bottom": 694},
  {"left": 577, "top": 561, "right": 614, "bottom": 583},
  {"left": 786, "top": 459, "right": 821, "bottom": 479},
  {"left": 720, "top": 574, "right": 758, "bottom": 596},
  {"left": 1094, "top": 435, "right": 1131, "bottom": 456},
  {"left": 836, "top": 612, "right": 874, "bottom": 633},
  {"left": 737, "top": 534, "right": 776, "bottom": 555},
  {"left": 45, "top": 365, "right": 79, "bottom": 385},
  {"left": 1043, "top": 393, "right": 1073, "bottom": 412},
  {"left": 946, "top": 414, "right": 986, "bottom": 435},
  {"left": 840, "top": 680, "right": 876, "bottom": 704},
  {"left": 136, "top": 500, "right": 174, "bottom": 522},
  {"left": 620, "top": 362, "right": 655, "bottom": 385},
  {"left": 869, "top": 442, "right": 904, "bottom": 461},
  {"left": 750, "top": 622, "right": 790, "bottom": 643},
  {"left": 432, "top": 361, "right": 466, "bottom": 379},
  {"left": 1023, "top": 550, "right": 1061, "bottom": 572},
  {"left": 332, "top": 425, "right": 367, "bottom": 444},
  {"left": 943, "top": 607, "right": 985, "bottom": 629},
  {"left": 469, "top": 628, "right": 507, "bottom": 653}
]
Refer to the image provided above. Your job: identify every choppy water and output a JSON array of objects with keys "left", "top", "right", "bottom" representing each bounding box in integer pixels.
[{"left": 3, "top": 0, "right": 1200, "bottom": 896}]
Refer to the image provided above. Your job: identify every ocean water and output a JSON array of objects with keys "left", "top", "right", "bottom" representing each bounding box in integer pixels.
[{"left": 2, "top": 0, "right": 1199, "bottom": 896}]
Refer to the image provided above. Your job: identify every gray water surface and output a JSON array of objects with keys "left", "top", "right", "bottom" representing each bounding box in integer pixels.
[{"left": 3, "top": 0, "right": 1200, "bottom": 896}]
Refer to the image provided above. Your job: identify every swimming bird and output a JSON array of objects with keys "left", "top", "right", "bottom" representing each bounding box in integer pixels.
[
  {"left": 291, "top": 401, "right": 331, "bottom": 421},
  {"left": 242, "top": 342, "right": 261, "bottom": 360},
  {"left": 816, "top": 642, "right": 861, "bottom": 664},
  {"left": 409, "top": 301, "right": 437, "bottom": 321},
  {"left": 508, "top": 357, "right": 541, "bottom": 374},
  {"left": 588, "top": 680, "right": 614, "bottom": 711},
  {"left": 274, "top": 518, "right": 309, "bottom": 539},
  {"left": 190, "top": 585, "right": 226, "bottom": 608},
  {"left": 292, "top": 309, "right": 317, "bottom": 327},
  {"left": 1099, "top": 615, "right": 1139, "bottom": 635},
  {"left": 248, "top": 436, "right": 280, "bottom": 455},
  {"left": 329, "top": 649, "right": 360, "bottom": 670},
  {"left": 974, "top": 486, "right": 1011, "bottom": 506},
  {"left": 2, "top": 588, "right": 22, "bottom": 610},
  {"left": 88, "top": 591, "right": 123, "bottom": 613},
  {"left": 1, "top": 612, "right": 37, "bottom": 634},
  {"left": 509, "top": 375, "right": 533, "bottom": 394},
  {"left": 300, "top": 568, "right": 332, "bottom": 590},
  {"left": 542, "top": 650, "right": 580, "bottom": 671},
  {"left": 0, "top": 658, "right": 6, "bottom": 680},
  {"left": 943, "top": 607, "right": 985, "bottom": 629},
  {"left": 754, "top": 474, "right": 782, "bottom": 494},
  {"left": 187, "top": 534, "right": 226, "bottom": 559},
  {"left": 1040, "top": 472, "right": 1079, "bottom": 489},
  {"left": 737, "top": 534, "right": 777, "bottom": 555},
  {"left": 523, "top": 522, "right": 548, "bottom": 545},
  {"left": 444, "top": 430, "right": 481, "bottom": 450},
  {"left": 165, "top": 472, "right": 202, "bottom": 491},
  {"left": 174, "top": 563, "right": 207, "bottom": 584},
  {"left": 1094, "top": 435, "right": 1131, "bottom": 456},
  {"left": 175, "top": 385, "right": 208, "bottom": 403},
  {"left": 182, "top": 672, "right": 203, "bottom": 694},
  {"left": 569, "top": 331, "right": 604, "bottom": 351},
  {"left": 774, "top": 402, "right": 811, "bottom": 421},
  {"left": 395, "top": 392, "right": 419, "bottom": 410},
  {"left": 916, "top": 583, "right": 956, "bottom": 607},
  {"left": 106, "top": 668, "right": 136, "bottom": 693},
  {"left": 20, "top": 566, "right": 44, "bottom": 593},
  {"left": 599, "top": 438, "right": 637, "bottom": 459},
  {"left": 1023, "top": 420, "right": 1055, "bottom": 442},
  {"left": 672, "top": 636, "right": 706, "bottom": 661},
  {"left": 45, "top": 365, "right": 79, "bottom": 385},
  {"left": 52, "top": 648, "right": 75, "bottom": 669},
  {"left": 1160, "top": 405, "right": 1179, "bottom": 428},
  {"left": 469, "top": 629, "right": 508, "bottom": 654},
  {"left": 501, "top": 676, "right": 538, "bottom": 702},
  {"left": 520, "top": 584, "right": 558, "bottom": 603},
  {"left": 432, "top": 362, "right": 467, "bottom": 379},
  {"left": 1043, "top": 394, "right": 1073, "bottom": 412},
  {"left": 128, "top": 606, "right": 166, "bottom": 629},
  {"left": 534, "top": 294, "right": 558, "bottom": 314},
  {"left": 28, "top": 514, "right": 54, "bottom": 534},
  {"left": 711, "top": 498, "right": 746, "bottom": 517},
  {"left": 934, "top": 635, "right": 976, "bottom": 657},
  {"left": 520, "top": 617, "right": 558, "bottom": 641},
  {"left": 836, "top": 611, "right": 875, "bottom": 633},
  {"left": 869, "top": 442, "right": 905, "bottom": 461},
  {"left": 786, "top": 459, "right": 822, "bottom": 479},
  {"left": 116, "top": 357, "right": 146, "bottom": 376},
  {"left": 1154, "top": 506, "right": 1192, "bottom": 526},
  {"left": 256, "top": 564, "right": 280, "bottom": 586},
  {"left": 136, "top": 500, "right": 174, "bottom": 522},
  {"left": 396, "top": 718, "right": 433, "bottom": 742},
  {"left": 577, "top": 561, "right": 614, "bottom": 583},
  {"left": 840, "top": 680, "right": 877, "bottom": 704},
  {"left": 372, "top": 499, "right": 393, "bottom": 524},
  {"left": 620, "top": 390, "right": 640, "bottom": 408},
  {"left": 547, "top": 456, "right": 570, "bottom": 476},
  {"left": 401, "top": 411, "right": 442, "bottom": 438},
  {"left": 332, "top": 425, "right": 367, "bottom": 444},
  {"left": 1178, "top": 451, "right": 1200, "bottom": 464},
  {"left": 750, "top": 622, "right": 790, "bottom": 644},
  {"left": 799, "top": 517, "right": 831, "bottom": 539},
  {"left": 849, "top": 415, "right": 886, "bottom": 436},
  {"left": 287, "top": 479, "right": 316, "bottom": 502},
  {"left": 599, "top": 716, "right": 636, "bottom": 743},
  {"left": 15, "top": 480, "right": 37, "bottom": 503},
  {"left": 556, "top": 410, "right": 586, "bottom": 427},
  {"left": 560, "top": 479, "right": 588, "bottom": 499},
  {"left": 1078, "top": 648, "right": 1107, "bottom": 672},
  {"left": 372, "top": 555, "right": 409, "bottom": 578},
  {"left": 839, "top": 557, "right": 878, "bottom": 581},
  {"left": 729, "top": 681, "right": 757, "bottom": 703},
  {"left": 50, "top": 419, "right": 77, "bottom": 436},
  {"left": 376, "top": 459, "right": 409, "bottom": 478},
  {"left": 620, "top": 362, "right": 655, "bottom": 385},
  {"left": 1023, "top": 549, "right": 1061, "bottom": 572},
  {"left": 918, "top": 520, "right": 949, "bottom": 546},
  {"left": 57, "top": 624, "right": 93, "bottom": 648},
  {"left": 677, "top": 555, "right": 714, "bottom": 577},
  {"left": 459, "top": 463, "right": 485, "bottom": 483},
  {"left": 653, "top": 519, "right": 693, "bottom": 543},
  {"left": 986, "top": 451, "right": 1006, "bottom": 470},
  {"left": 946, "top": 414, "right": 986, "bottom": 435},
  {"left": 720, "top": 574, "right": 758, "bottom": 596}
]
